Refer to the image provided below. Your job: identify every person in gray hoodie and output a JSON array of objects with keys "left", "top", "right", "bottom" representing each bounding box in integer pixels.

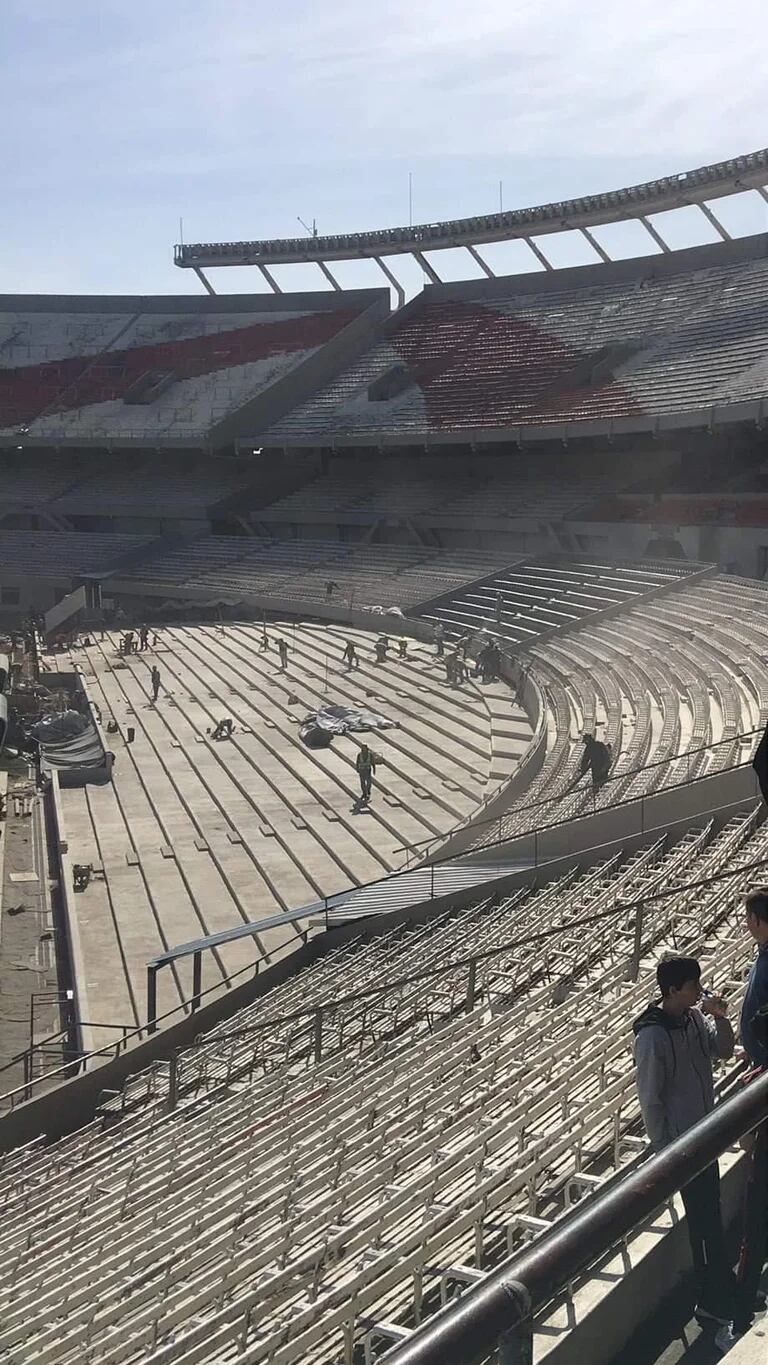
[{"left": 633, "top": 956, "right": 735, "bottom": 1327}]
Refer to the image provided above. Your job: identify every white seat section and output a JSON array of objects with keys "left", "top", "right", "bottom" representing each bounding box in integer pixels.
[{"left": 0, "top": 804, "right": 762, "bottom": 1365}]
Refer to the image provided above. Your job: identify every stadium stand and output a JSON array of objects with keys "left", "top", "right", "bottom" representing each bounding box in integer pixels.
[
  {"left": 0, "top": 798, "right": 762, "bottom": 1364},
  {"left": 0, "top": 291, "right": 387, "bottom": 448},
  {"left": 260, "top": 236, "right": 768, "bottom": 445},
  {"left": 114, "top": 539, "right": 523, "bottom": 608},
  {"left": 58, "top": 621, "right": 530, "bottom": 1042},
  {"left": 255, "top": 455, "right": 615, "bottom": 526},
  {"left": 0, "top": 529, "right": 152, "bottom": 576}
]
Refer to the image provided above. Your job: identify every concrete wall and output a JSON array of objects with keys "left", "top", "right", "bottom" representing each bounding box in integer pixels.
[{"left": 569, "top": 519, "right": 768, "bottom": 579}]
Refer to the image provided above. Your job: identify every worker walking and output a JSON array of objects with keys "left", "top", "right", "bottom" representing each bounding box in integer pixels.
[
  {"left": 355, "top": 744, "right": 377, "bottom": 804},
  {"left": 150, "top": 665, "right": 161, "bottom": 703},
  {"left": 139, "top": 624, "right": 149, "bottom": 651},
  {"left": 434, "top": 622, "right": 445, "bottom": 657},
  {"left": 342, "top": 640, "right": 359, "bottom": 670},
  {"left": 569, "top": 732, "right": 612, "bottom": 795},
  {"left": 277, "top": 639, "right": 289, "bottom": 671}
]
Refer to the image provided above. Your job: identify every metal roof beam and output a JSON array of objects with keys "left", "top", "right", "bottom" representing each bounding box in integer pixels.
[
  {"left": 466, "top": 244, "right": 495, "bottom": 277},
  {"left": 639, "top": 215, "right": 671, "bottom": 253},
  {"left": 698, "top": 201, "right": 732, "bottom": 241},
  {"left": 257, "top": 263, "right": 282, "bottom": 294},
  {"left": 373, "top": 256, "right": 405, "bottom": 309},
  {"left": 317, "top": 260, "right": 342, "bottom": 291},
  {"left": 579, "top": 226, "right": 612, "bottom": 264},
  {"left": 413, "top": 251, "right": 441, "bottom": 284},
  {"left": 523, "top": 237, "right": 554, "bottom": 271},
  {"left": 192, "top": 266, "right": 216, "bottom": 295}
]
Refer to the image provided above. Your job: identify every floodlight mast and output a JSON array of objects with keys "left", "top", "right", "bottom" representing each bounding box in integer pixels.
[{"left": 172, "top": 148, "right": 768, "bottom": 301}]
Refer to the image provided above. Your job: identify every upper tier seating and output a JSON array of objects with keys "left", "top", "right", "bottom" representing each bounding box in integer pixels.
[
  {"left": 0, "top": 802, "right": 761, "bottom": 1364},
  {"left": 263, "top": 239, "right": 768, "bottom": 442},
  {"left": 0, "top": 529, "right": 151, "bottom": 576},
  {"left": 118, "top": 536, "right": 518, "bottom": 608},
  {"left": 0, "top": 294, "right": 377, "bottom": 443},
  {"left": 258, "top": 455, "right": 612, "bottom": 524}
]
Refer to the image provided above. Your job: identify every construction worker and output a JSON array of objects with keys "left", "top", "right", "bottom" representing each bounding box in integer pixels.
[
  {"left": 571, "top": 733, "right": 612, "bottom": 795},
  {"left": 139, "top": 624, "right": 150, "bottom": 651},
  {"left": 211, "top": 718, "right": 234, "bottom": 740},
  {"left": 150, "top": 665, "right": 161, "bottom": 703},
  {"left": 434, "top": 622, "right": 445, "bottom": 657},
  {"left": 398, "top": 638, "right": 408, "bottom": 660},
  {"left": 355, "top": 744, "right": 377, "bottom": 803},
  {"left": 495, "top": 590, "right": 503, "bottom": 625},
  {"left": 374, "top": 636, "right": 388, "bottom": 664},
  {"left": 342, "top": 640, "right": 359, "bottom": 670},
  {"left": 277, "top": 639, "right": 289, "bottom": 670}
]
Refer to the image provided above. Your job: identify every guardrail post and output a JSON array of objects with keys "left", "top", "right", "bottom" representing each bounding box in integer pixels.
[
  {"left": 466, "top": 959, "right": 477, "bottom": 1012},
  {"left": 168, "top": 1049, "right": 180, "bottom": 1111},
  {"left": 498, "top": 1282, "right": 533, "bottom": 1363},
  {"left": 431, "top": 863, "right": 435, "bottom": 900},
  {"left": 192, "top": 952, "right": 202, "bottom": 1011},
  {"left": 630, "top": 900, "right": 645, "bottom": 982},
  {"left": 313, "top": 1008, "right": 323, "bottom": 1063},
  {"left": 146, "top": 965, "right": 158, "bottom": 1034}
]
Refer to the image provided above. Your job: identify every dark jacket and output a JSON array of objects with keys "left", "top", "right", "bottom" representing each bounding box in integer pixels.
[
  {"left": 579, "top": 738, "right": 611, "bottom": 779},
  {"left": 740, "top": 943, "right": 768, "bottom": 1069},
  {"left": 633, "top": 1001, "right": 734, "bottom": 1150}
]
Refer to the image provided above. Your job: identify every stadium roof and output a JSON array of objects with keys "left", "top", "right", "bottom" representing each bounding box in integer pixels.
[{"left": 174, "top": 148, "right": 768, "bottom": 300}]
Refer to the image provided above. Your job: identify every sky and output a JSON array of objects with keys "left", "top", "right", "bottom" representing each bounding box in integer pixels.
[{"left": 2, "top": 0, "right": 768, "bottom": 299}]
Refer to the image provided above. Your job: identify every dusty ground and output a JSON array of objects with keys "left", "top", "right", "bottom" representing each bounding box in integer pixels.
[{"left": 0, "top": 760, "right": 64, "bottom": 1109}]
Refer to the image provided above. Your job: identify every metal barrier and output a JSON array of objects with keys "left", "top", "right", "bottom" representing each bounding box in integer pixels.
[
  {"left": 6, "top": 838, "right": 768, "bottom": 1112},
  {"left": 383, "top": 1071, "right": 768, "bottom": 1364},
  {"left": 395, "top": 726, "right": 764, "bottom": 863},
  {"left": 143, "top": 738, "right": 764, "bottom": 1027}
]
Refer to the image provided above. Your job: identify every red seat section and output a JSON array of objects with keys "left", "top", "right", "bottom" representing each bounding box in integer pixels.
[
  {"left": 389, "top": 301, "right": 640, "bottom": 430},
  {"left": 0, "top": 308, "right": 361, "bottom": 428}
]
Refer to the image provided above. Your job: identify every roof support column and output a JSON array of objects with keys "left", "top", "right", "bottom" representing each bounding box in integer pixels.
[
  {"left": 192, "top": 266, "right": 216, "bottom": 295},
  {"left": 257, "top": 263, "right": 282, "bottom": 293},
  {"left": 413, "top": 250, "right": 441, "bottom": 284},
  {"left": 698, "top": 202, "right": 732, "bottom": 240},
  {"left": 373, "top": 256, "right": 405, "bottom": 309},
  {"left": 317, "top": 260, "right": 342, "bottom": 291},
  {"left": 466, "top": 244, "right": 495, "bottom": 277},
  {"left": 523, "top": 236, "right": 554, "bottom": 270},
  {"left": 639, "top": 215, "right": 671, "bottom": 252},
  {"left": 579, "top": 226, "right": 612, "bottom": 263}
]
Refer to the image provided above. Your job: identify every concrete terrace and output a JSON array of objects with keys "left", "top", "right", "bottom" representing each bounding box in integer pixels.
[{"left": 56, "top": 622, "right": 529, "bottom": 1042}]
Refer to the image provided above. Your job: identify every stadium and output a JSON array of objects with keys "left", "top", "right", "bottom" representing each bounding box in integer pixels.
[{"left": 3, "top": 146, "right": 768, "bottom": 1364}]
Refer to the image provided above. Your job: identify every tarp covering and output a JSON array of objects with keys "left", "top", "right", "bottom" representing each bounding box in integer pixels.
[
  {"left": 299, "top": 704, "right": 399, "bottom": 749},
  {"left": 32, "top": 710, "right": 112, "bottom": 785}
]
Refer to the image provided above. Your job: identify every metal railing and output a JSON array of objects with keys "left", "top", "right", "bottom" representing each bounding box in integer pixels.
[
  {"left": 141, "top": 728, "right": 764, "bottom": 1025},
  {"left": 395, "top": 725, "right": 764, "bottom": 862},
  {"left": 4, "top": 837, "right": 768, "bottom": 1113},
  {"left": 383, "top": 1070, "right": 768, "bottom": 1364}
]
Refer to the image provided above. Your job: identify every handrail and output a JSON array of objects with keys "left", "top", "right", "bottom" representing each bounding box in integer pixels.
[
  {"left": 393, "top": 724, "right": 765, "bottom": 859},
  {"left": 383, "top": 1070, "right": 768, "bottom": 1364},
  {"left": 3, "top": 829, "right": 767, "bottom": 1112},
  {"left": 146, "top": 728, "right": 765, "bottom": 977},
  {"left": 170, "top": 838, "right": 768, "bottom": 1056}
]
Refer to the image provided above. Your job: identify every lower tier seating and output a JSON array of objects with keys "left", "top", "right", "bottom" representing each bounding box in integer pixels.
[{"left": 0, "top": 804, "right": 762, "bottom": 1363}]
